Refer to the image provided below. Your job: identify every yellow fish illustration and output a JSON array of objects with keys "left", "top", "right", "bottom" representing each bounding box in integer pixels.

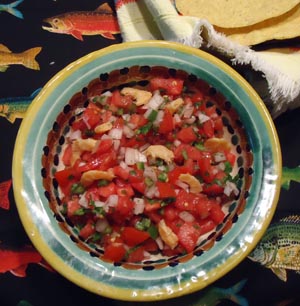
[{"left": 0, "top": 44, "right": 42, "bottom": 72}]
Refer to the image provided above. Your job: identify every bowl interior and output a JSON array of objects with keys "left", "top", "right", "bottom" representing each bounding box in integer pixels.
[{"left": 13, "top": 41, "right": 281, "bottom": 301}]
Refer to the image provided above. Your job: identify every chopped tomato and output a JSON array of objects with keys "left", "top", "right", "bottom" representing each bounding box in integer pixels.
[
  {"left": 150, "top": 77, "right": 184, "bottom": 96},
  {"left": 66, "top": 199, "right": 81, "bottom": 218},
  {"left": 111, "top": 90, "right": 134, "bottom": 109},
  {"left": 177, "top": 126, "right": 197, "bottom": 143},
  {"left": 82, "top": 103, "right": 102, "bottom": 129},
  {"left": 177, "top": 222, "right": 201, "bottom": 253},
  {"left": 98, "top": 182, "right": 116, "bottom": 198},
  {"left": 79, "top": 221, "right": 95, "bottom": 240},
  {"left": 121, "top": 227, "right": 150, "bottom": 246},
  {"left": 103, "top": 242, "right": 126, "bottom": 262},
  {"left": 156, "top": 182, "right": 176, "bottom": 198},
  {"left": 127, "top": 246, "right": 146, "bottom": 262},
  {"left": 62, "top": 143, "right": 73, "bottom": 167},
  {"left": 116, "top": 196, "right": 134, "bottom": 217},
  {"left": 159, "top": 109, "right": 174, "bottom": 134},
  {"left": 209, "top": 202, "right": 225, "bottom": 224},
  {"left": 113, "top": 165, "right": 129, "bottom": 180}
]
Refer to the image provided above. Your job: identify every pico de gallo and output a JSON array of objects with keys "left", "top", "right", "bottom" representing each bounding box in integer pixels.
[{"left": 55, "top": 77, "right": 239, "bottom": 263}]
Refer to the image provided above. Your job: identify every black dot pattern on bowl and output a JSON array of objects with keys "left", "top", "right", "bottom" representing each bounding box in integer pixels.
[
  {"left": 100, "top": 73, "right": 109, "bottom": 81},
  {"left": 44, "top": 190, "right": 50, "bottom": 201},
  {"left": 54, "top": 213, "right": 64, "bottom": 222},
  {"left": 237, "top": 156, "right": 244, "bottom": 167},
  {"left": 188, "top": 74, "right": 197, "bottom": 82},
  {"left": 43, "top": 145, "right": 49, "bottom": 156},
  {"left": 120, "top": 67, "right": 129, "bottom": 75},
  {"left": 81, "top": 87, "right": 88, "bottom": 95},
  {"left": 41, "top": 65, "right": 254, "bottom": 269},
  {"left": 227, "top": 124, "right": 235, "bottom": 134},
  {"left": 244, "top": 191, "right": 250, "bottom": 199},
  {"left": 63, "top": 104, "right": 71, "bottom": 114},
  {"left": 209, "top": 87, "right": 217, "bottom": 96},
  {"left": 52, "top": 122, "right": 60, "bottom": 132},
  {"left": 224, "top": 101, "right": 231, "bottom": 110},
  {"left": 41, "top": 168, "right": 47, "bottom": 178},
  {"left": 231, "top": 135, "right": 239, "bottom": 146}
]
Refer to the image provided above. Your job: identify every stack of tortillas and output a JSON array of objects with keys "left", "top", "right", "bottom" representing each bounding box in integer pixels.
[{"left": 175, "top": 0, "right": 300, "bottom": 46}]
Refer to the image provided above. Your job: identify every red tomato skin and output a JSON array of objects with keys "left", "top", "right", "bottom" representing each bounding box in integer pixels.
[
  {"left": 209, "top": 202, "right": 225, "bottom": 224},
  {"left": 113, "top": 165, "right": 129, "bottom": 180},
  {"left": 121, "top": 227, "right": 150, "bottom": 246},
  {"left": 177, "top": 222, "right": 201, "bottom": 253},
  {"left": 82, "top": 103, "right": 102, "bottom": 129},
  {"left": 116, "top": 196, "right": 135, "bottom": 217},
  {"left": 62, "top": 144, "right": 73, "bottom": 167},
  {"left": 98, "top": 182, "right": 117, "bottom": 198},
  {"left": 156, "top": 182, "right": 176, "bottom": 198},
  {"left": 150, "top": 78, "right": 184, "bottom": 96},
  {"left": 103, "top": 243, "right": 126, "bottom": 262},
  {"left": 177, "top": 127, "right": 197, "bottom": 143},
  {"left": 127, "top": 246, "right": 146, "bottom": 262},
  {"left": 79, "top": 221, "right": 95, "bottom": 240},
  {"left": 159, "top": 109, "right": 174, "bottom": 134},
  {"left": 66, "top": 199, "right": 81, "bottom": 218}
]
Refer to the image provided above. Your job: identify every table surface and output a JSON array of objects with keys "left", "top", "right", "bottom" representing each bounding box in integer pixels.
[{"left": 0, "top": 1, "right": 299, "bottom": 305}]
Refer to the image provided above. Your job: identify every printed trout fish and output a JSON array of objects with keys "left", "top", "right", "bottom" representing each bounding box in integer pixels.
[
  {"left": 0, "top": 244, "right": 53, "bottom": 277},
  {"left": 42, "top": 2, "right": 120, "bottom": 41},
  {"left": 0, "top": 0, "right": 24, "bottom": 19},
  {"left": 0, "top": 87, "right": 41, "bottom": 123},
  {"left": 281, "top": 166, "right": 300, "bottom": 190},
  {"left": 191, "top": 279, "right": 248, "bottom": 306},
  {"left": 248, "top": 215, "right": 300, "bottom": 282},
  {"left": 0, "top": 179, "right": 12, "bottom": 210},
  {"left": 0, "top": 44, "right": 42, "bottom": 72}
]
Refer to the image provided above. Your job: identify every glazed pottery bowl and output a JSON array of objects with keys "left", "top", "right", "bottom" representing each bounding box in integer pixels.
[{"left": 13, "top": 41, "right": 281, "bottom": 301}]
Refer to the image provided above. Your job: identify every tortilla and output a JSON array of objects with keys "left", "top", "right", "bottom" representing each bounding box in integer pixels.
[
  {"left": 214, "top": 4, "right": 300, "bottom": 46},
  {"left": 175, "top": 0, "right": 300, "bottom": 28}
]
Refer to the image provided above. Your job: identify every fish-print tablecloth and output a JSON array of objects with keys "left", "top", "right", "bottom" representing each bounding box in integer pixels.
[{"left": 0, "top": 1, "right": 299, "bottom": 305}]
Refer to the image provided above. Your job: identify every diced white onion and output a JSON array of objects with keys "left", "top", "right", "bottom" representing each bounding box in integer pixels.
[
  {"left": 224, "top": 181, "right": 239, "bottom": 196},
  {"left": 101, "top": 91, "right": 112, "bottom": 97},
  {"left": 175, "top": 180, "right": 189, "bottom": 192},
  {"left": 185, "top": 116, "right": 196, "bottom": 124},
  {"left": 106, "top": 194, "right": 118, "bottom": 207},
  {"left": 183, "top": 103, "right": 194, "bottom": 118},
  {"left": 145, "top": 185, "right": 158, "bottom": 198},
  {"left": 82, "top": 116, "right": 91, "bottom": 129},
  {"left": 179, "top": 211, "right": 195, "bottom": 223},
  {"left": 68, "top": 129, "right": 82, "bottom": 141},
  {"left": 143, "top": 166, "right": 157, "bottom": 182},
  {"left": 173, "top": 113, "right": 181, "bottom": 123},
  {"left": 147, "top": 90, "right": 164, "bottom": 110},
  {"left": 133, "top": 198, "right": 145, "bottom": 215},
  {"left": 94, "top": 200, "right": 106, "bottom": 207},
  {"left": 198, "top": 112, "right": 210, "bottom": 124},
  {"left": 95, "top": 218, "right": 109, "bottom": 232},
  {"left": 125, "top": 147, "right": 147, "bottom": 165},
  {"left": 123, "top": 125, "right": 135, "bottom": 138},
  {"left": 214, "top": 152, "right": 226, "bottom": 163},
  {"left": 153, "top": 110, "right": 164, "bottom": 126},
  {"left": 174, "top": 139, "right": 181, "bottom": 147},
  {"left": 108, "top": 128, "right": 123, "bottom": 140},
  {"left": 139, "top": 143, "right": 150, "bottom": 152},
  {"left": 113, "top": 139, "right": 120, "bottom": 151},
  {"left": 78, "top": 193, "right": 89, "bottom": 208},
  {"left": 122, "top": 114, "right": 131, "bottom": 121},
  {"left": 155, "top": 237, "right": 164, "bottom": 250}
]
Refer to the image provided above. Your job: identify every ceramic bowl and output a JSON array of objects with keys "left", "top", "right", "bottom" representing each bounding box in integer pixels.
[{"left": 12, "top": 41, "right": 281, "bottom": 301}]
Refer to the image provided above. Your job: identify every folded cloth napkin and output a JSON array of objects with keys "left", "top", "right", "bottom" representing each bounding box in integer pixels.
[{"left": 115, "top": 0, "right": 300, "bottom": 118}]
